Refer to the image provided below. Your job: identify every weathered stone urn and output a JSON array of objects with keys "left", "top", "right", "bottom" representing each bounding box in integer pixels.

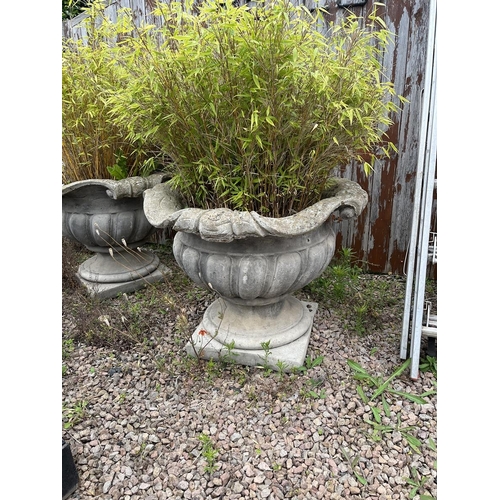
[
  {"left": 62, "top": 173, "right": 169, "bottom": 298},
  {"left": 143, "top": 178, "right": 368, "bottom": 370}
]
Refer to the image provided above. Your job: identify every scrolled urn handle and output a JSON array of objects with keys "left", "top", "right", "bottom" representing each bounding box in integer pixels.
[
  {"left": 321, "top": 177, "right": 368, "bottom": 221},
  {"left": 105, "top": 173, "right": 169, "bottom": 199},
  {"left": 336, "top": 206, "right": 356, "bottom": 220},
  {"left": 143, "top": 182, "right": 186, "bottom": 228},
  {"left": 62, "top": 172, "right": 169, "bottom": 199}
]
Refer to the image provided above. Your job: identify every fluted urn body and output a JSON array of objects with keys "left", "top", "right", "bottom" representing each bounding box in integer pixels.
[
  {"left": 143, "top": 177, "right": 368, "bottom": 370},
  {"left": 173, "top": 221, "right": 335, "bottom": 355},
  {"left": 62, "top": 173, "right": 168, "bottom": 298}
]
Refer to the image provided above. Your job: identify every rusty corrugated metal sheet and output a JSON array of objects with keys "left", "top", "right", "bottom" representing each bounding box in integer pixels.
[{"left": 62, "top": 0, "right": 436, "bottom": 275}]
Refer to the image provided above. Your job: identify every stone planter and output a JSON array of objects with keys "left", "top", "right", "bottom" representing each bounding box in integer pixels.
[
  {"left": 62, "top": 173, "right": 169, "bottom": 298},
  {"left": 143, "top": 178, "right": 368, "bottom": 370}
]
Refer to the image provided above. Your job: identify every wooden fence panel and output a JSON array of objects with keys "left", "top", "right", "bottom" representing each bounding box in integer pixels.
[
  {"left": 321, "top": 0, "right": 435, "bottom": 274},
  {"left": 62, "top": 0, "right": 436, "bottom": 275}
]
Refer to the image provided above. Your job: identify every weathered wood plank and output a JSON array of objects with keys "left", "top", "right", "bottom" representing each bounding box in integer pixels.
[{"left": 324, "top": 0, "right": 434, "bottom": 274}]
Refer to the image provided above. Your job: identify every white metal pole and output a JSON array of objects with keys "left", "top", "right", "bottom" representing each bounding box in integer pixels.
[
  {"left": 400, "top": 0, "right": 437, "bottom": 360},
  {"left": 409, "top": 73, "right": 437, "bottom": 378}
]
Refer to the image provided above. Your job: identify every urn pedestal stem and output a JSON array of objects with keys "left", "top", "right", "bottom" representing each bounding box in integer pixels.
[
  {"left": 76, "top": 248, "right": 166, "bottom": 299},
  {"left": 187, "top": 296, "right": 318, "bottom": 371}
]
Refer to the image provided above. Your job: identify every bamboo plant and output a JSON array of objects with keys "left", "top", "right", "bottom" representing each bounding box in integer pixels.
[
  {"left": 62, "top": 1, "right": 164, "bottom": 184},
  {"left": 109, "top": 0, "right": 406, "bottom": 216}
]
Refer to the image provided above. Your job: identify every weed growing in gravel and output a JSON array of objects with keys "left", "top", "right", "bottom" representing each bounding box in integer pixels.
[
  {"left": 300, "top": 378, "right": 326, "bottom": 400},
  {"left": 305, "top": 247, "right": 361, "bottom": 302},
  {"left": 62, "top": 400, "right": 88, "bottom": 429},
  {"left": 347, "top": 358, "right": 437, "bottom": 460},
  {"left": 155, "top": 356, "right": 167, "bottom": 372},
  {"left": 62, "top": 339, "right": 75, "bottom": 376},
  {"left": 419, "top": 355, "right": 437, "bottom": 377},
  {"left": 363, "top": 412, "right": 423, "bottom": 453},
  {"left": 296, "top": 354, "right": 324, "bottom": 372},
  {"left": 259, "top": 340, "right": 272, "bottom": 373},
  {"left": 403, "top": 466, "right": 436, "bottom": 499},
  {"left": 204, "top": 358, "right": 221, "bottom": 384},
  {"left": 62, "top": 338, "right": 75, "bottom": 359},
  {"left": 198, "top": 433, "right": 219, "bottom": 473},
  {"left": 219, "top": 339, "right": 238, "bottom": 366},
  {"left": 62, "top": 236, "right": 217, "bottom": 358},
  {"left": 303, "top": 247, "right": 406, "bottom": 335},
  {"left": 166, "top": 280, "right": 228, "bottom": 363},
  {"left": 340, "top": 447, "right": 368, "bottom": 487},
  {"left": 346, "top": 358, "right": 435, "bottom": 404},
  {"left": 63, "top": 248, "right": 160, "bottom": 346},
  {"left": 427, "top": 437, "right": 438, "bottom": 471},
  {"left": 276, "top": 359, "right": 289, "bottom": 380}
]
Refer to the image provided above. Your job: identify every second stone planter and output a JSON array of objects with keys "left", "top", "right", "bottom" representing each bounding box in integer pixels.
[{"left": 62, "top": 173, "right": 169, "bottom": 298}]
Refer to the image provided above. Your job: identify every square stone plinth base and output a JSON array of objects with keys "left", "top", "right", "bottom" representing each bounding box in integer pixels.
[
  {"left": 76, "top": 264, "right": 171, "bottom": 299},
  {"left": 185, "top": 301, "right": 318, "bottom": 372}
]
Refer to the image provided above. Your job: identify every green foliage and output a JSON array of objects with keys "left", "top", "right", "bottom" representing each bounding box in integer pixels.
[
  {"left": 62, "top": 0, "right": 92, "bottom": 20},
  {"left": 220, "top": 339, "right": 239, "bottom": 366},
  {"left": 106, "top": 150, "right": 129, "bottom": 180},
  {"left": 276, "top": 359, "right": 288, "bottom": 380},
  {"left": 110, "top": 0, "right": 405, "bottom": 216},
  {"left": 340, "top": 447, "right": 367, "bottom": 487},
  {"left": 304, "top": 247, "right": 406, "bottom": 335},
  {"left": 300, "top": 377, "right": 326, "bottom": 400},
  {"left": 259, "top": 340, "right": 272, "bottom": 372},
  {"left": 307, "top": 248, "right": 363, "bottom": 303},
  {"left": 363, "top": 411, "right": 423, "bottom": 454},
  {"left": 63, "top": 400, "right": 88, "bottom": 429},
  {"left": 62, "top": 338, "right": 75, "bottom": 359},
  {"left": 347, "top": 358, "right": 436, "bottom": 404},
  {"left": 403, "top": 467, "right": 432, "bottom": 499},
  {"left": 198, "top": 433, "right": 219, "bottom": 473},
  {"left": 297, "top": 354, "right": 324, "bottom": 372},
  {"left": 62, "top": 1, "right": 164, "bottom": 182},
  {"left": 419, "top": 355, "right": 437, "bottom": 377},
  {"left": 350, "top": 361, "right": 436, "bottom": 460}
]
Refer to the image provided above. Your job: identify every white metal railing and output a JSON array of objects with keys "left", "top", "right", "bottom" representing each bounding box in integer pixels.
[
  {"left": 422, "top": 301, "right": 437, "bottom": 338},
  {"left": 400, "top": 0, "right": 437, "bottom": 380},
  {"left": 428, "top": 232, "right": 437, "bottom": 265}
]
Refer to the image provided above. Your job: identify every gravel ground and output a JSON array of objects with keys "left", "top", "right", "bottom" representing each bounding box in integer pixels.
[{"left": 62, "top": 241, "right": 437, "bottom": 500}]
